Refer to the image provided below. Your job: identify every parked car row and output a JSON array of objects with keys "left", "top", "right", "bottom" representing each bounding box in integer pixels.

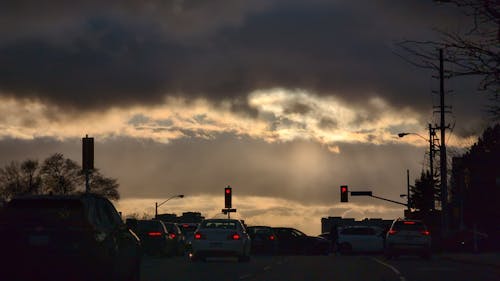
[{"left": 188, "top": 219, "right": 331, "bottom": 262}]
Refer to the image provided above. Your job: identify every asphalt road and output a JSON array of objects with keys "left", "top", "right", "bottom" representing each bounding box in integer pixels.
[{"left": 140, "top": 254, "right": 499, "bottom": 281}]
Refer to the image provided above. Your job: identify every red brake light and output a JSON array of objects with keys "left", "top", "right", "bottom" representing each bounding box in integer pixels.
[
  {"left": 183, "top": 224, "right": 189, "bottom": 228},
  {"left": 148, "top": 231, "right": 162, "bottom": 237},
  {"left": 421, "top": 230, "right": 430, "bottom": 236},
  {"left": 230, "top": 233, "right": 241, "bottom": 240},
  {"left": 194, "top": 232, "right": 203, "bottom": 240},
  {"left": 403, "top": 221, "right": 416, "bottom": 225},
  {"left": 269, "top": 235, "right": 275, "bottom": 241},
  {"left": 169, "top": 233, "right": 176, "bottom": 239},
  {"left": 388, "top": 229, "right": 397, "bottom": 235}
]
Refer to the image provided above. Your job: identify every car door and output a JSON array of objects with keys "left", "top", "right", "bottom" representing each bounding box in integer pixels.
[{"left": 98, "top": 198, "right": 139, "bottom": 279}]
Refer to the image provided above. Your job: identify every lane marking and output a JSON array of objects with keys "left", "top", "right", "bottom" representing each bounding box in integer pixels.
[
  {"left": 371, "top": 257, "right": 407, "bottom": 281},
  {"left": 239, "top": 274, "right": 252, "bottom": 280}
]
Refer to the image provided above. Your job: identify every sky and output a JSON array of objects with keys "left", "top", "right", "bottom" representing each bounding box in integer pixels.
[{"left": 0, "top": 0, "right": 494, "bottom": 235}]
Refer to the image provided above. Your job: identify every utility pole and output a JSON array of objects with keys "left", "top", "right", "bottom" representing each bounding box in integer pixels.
[
  {"left": 438, "top": 49, "right": 449, "bottom": 237},
  {"left": 428, "top": 124, "right": 436, "bottom": 211},
  {"left": 406, "top": 169, "right": 410, "bottom": 212}
]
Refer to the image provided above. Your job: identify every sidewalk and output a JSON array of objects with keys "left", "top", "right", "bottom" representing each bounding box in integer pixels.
[{"left": 438, "top": 252, "right": 500, "bottom": 267}]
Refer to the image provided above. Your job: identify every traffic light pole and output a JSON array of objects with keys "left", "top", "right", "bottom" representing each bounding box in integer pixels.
[
  {"left": 369, "top": 194, "right": 408, "bottom": 207},
  {"left": 350, "top": 191, "right": 408, "bottom": 207}
]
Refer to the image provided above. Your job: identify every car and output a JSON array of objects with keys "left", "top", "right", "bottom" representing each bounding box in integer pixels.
[
  {"left": 384, "top": 218, "right": 432, "bottom": 259},
  {"left": 163, "top": 222, "right": 186, "bottom": 255},
  {"left": 336, "top": 226, "right": 385, "bottom": 255},
  {"left": 190, "top": 218, "right": 251, "bottom": 262},
  {"left": 134, "top": 219, "right": 176, "bottom": 256},
  {"left": 179, "top": 222, "right": 200, "bottom": 251},
  {"left": 0, "top": 194, "right": 142, "bottom": 281},
  {"left": 247, "top": 226, "right": 279, "bottom": 255},
  {"left": 272, "top": 227, "right": 331, "bottom": 255}
]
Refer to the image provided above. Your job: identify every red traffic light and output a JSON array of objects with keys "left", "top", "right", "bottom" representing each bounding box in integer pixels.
[
  {"left": 225, "top": 186, "right": 232, "bottom": 208},
  {"left": 340, "top": 185, "right": 348, "bottom": 202}
]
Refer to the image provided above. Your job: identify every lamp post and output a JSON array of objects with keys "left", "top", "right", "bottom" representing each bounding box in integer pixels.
[
  {"left": 398, "top": 124, "right": 437, "bottom": 211},
  {"left": 155, "top": 194, "right": 184, "bottom": 219}
]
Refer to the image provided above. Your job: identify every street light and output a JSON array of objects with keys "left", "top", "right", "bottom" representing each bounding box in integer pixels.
[{"left": 155, "top": 194, "right": 184, "bottom": 218}]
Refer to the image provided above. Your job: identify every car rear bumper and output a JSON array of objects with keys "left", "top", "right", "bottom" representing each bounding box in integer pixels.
[{"left": 192, "top": 240, "right": 246, "bottom": 257}]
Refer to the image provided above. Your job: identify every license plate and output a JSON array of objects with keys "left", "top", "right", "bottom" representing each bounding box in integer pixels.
[
  {"left": 209, "top": 242, "right": 222, "bottom": 248},
  {"left": 29, "top": 235, "right": 49, "bottom": 246}
]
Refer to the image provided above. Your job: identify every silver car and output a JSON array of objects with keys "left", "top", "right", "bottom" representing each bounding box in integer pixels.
[{"left": 190, "top": 218, "right": 251, "bottom": 262}]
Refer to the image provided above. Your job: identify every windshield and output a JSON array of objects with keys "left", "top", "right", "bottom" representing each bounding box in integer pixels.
[{"left": 200, "top": 220, "right": 237, "bottom": 230}]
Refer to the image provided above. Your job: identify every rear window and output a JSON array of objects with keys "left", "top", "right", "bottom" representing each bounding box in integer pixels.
[
  {"left": 2, "top": 199, "right": 86, "bottom": 226},
  {"left": 248, "top": 227, "right": 272, "bottom": 235},
  {"left": 180, "top": 223, "right": 198, "bottom": 234},
  {"left": 137, "top": 221, "right": 163, "bottom": 233},
  {"left": 392, "top": 221, "right": 426, "bottom": 231},
  {"left": 201, "top": 220, "right": 237, "bottom": 230}
]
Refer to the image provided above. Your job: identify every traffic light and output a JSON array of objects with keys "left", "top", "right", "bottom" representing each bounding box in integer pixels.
[
  {"left": 340, "top": 185, "right": 348, "bottom": 202},
  {"left": 224, "top": 186, "right": 232, "bottom": 208}
]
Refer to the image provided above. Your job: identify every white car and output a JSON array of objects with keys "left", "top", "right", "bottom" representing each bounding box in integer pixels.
[
  {"left": 337, "top": 226, "right": 385, "bottom": 254},
  {"left": 190, "top": 218, "right": 251, "bottom": 262},
  {"left": 384, "top": 218, "right": 432, "bottom": 259}
]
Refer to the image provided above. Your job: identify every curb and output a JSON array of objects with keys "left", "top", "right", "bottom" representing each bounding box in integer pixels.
[{"left": 439, "top": 255, "right": 500, "bottom": 268}]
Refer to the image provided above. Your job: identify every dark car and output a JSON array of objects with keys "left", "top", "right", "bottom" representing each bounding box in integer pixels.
[
  {"left": 247, "top": 226, "right": 279, "bottom": 255},
  {"left": 273, "top": 227, "right": 331, "bottom": 255},
  {"left": 163, "top": 222, "right": 186, "bottom": 255},
  {"left": 179, "top": 222, "right": 200, "bottom": 251},
  {"left": 0, "top": 194, "right": 142, "bottom": 281},
  {"left": 135, "top": 219, "right": 176, "bottom": 256}
]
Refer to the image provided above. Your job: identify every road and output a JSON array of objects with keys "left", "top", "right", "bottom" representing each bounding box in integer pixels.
[{"left": 141, "top": 254, "right": 499, "bottom": 281}]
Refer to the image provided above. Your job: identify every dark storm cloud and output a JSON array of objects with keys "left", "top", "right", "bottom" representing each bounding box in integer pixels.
[{"left": 0, "top": 0, "right": 472, "bottom": 115}]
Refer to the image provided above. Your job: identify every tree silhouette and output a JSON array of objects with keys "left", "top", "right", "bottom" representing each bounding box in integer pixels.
[
  {"left": 40, "top": 153, "right": 82, "bottom": 195},
  {"left": 0, "top": 153, "right": 120, "bottom": 201},
  {"left": 450, "top": 124, "right": 499, "bottom": 234},
  {"left": 397, "top": 0, "right": 499, "bottom": 119}
]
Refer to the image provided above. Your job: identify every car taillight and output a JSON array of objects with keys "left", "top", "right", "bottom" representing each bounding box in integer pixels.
[
  {"left": 229, "top": 233, "right": 240, "bottom": 240},
  {"left": 169, "top": 233, "right": 176, "bottom": 239},
  {"left": 148, "top": 232, "right": 162, "bottom": 237},
  {"left": 403, "top": 221, "right": 416, "bottom": 225},
  {"left": 269, "top": 235, "right": 275, "bottom": 241},
  {"left": 421, "top": 230, "right": 430, "bottom": 236},
  {"left": 194, "top": 232, "right": 204, "bottom": 240},
  {"left": 388, "top": 229, "right": 397, "bottom": 235}
]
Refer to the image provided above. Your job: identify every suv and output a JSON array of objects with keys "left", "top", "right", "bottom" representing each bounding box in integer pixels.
[
  {"left": 0, "top": 194, "right": 142, "bottom": 281},
  {"left": 384, "top": 218, "right": 431, "bottom": 259}
]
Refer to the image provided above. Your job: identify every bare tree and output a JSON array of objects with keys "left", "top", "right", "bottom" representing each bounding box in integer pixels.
[
  {"left": 0, "top": 162, "right": 22, "bottom": 201},
  {"left": 86, "top": 170, "right": 120, "bottom": 200},
  {"left": 20, "top": 159, "right": 42, "bottom": 195},
  {"left": 397, "top": 0, "right": 499, "bottom": 119},
  {"left": 0, "top": 154, "right": 121, "bottom": 200},
  {"left": 40, "top": 153, "right": 82, "bottom": 195}
]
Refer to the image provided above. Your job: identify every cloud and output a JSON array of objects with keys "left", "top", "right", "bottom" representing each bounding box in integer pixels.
[{"left": 0, "top": 0, "right": 480, "bottom": 121}]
